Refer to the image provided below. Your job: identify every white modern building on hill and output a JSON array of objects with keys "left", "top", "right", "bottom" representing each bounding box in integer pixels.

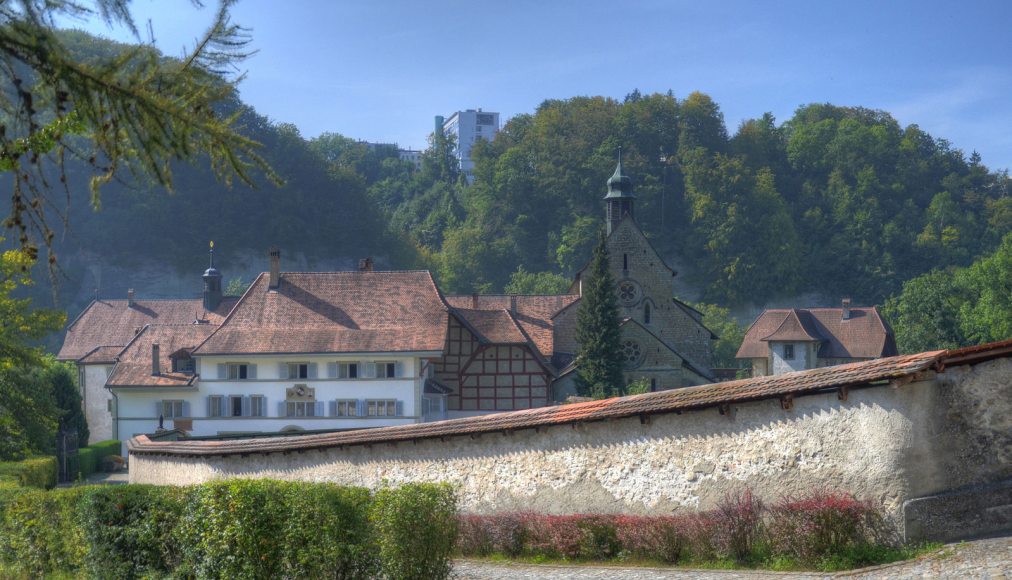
[{"left": 439, "top": 109, "right": 499, "bottom": 181}]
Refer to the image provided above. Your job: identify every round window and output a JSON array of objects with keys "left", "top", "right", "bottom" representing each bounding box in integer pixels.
[
  {"left": 622, "top": 339, "right": 644, "bottom": 369},
  {"left": 617, "top": 279, "right": 641, "bottom": 306}
]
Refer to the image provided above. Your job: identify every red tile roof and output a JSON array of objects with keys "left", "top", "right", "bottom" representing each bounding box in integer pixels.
[
  {"left": 194, "top": 271, "right": 449, "bottom": 355},
  {"left": 445, "top": 294, "right": 579, "bottom": 357},
  {"left": 737, "top": 307, "right": 897, "bottom": 359},
  {"left": 57, "top": 298, "right": 236, "bottom": 361},
  {"left": 77, "top": 346, "right": 123, "bottom": 365},
  {"left": 454, "top": 309, "right": 527, "bottom": 344},
  {"left": 130, "top": 339, "right": 1012, "bottom": 457},
  {"left": 107, "top": 324, "right": 219, "bottom": 388}
]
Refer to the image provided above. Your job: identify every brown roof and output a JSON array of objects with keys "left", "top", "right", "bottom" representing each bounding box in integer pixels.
[
  {"left": 737, "top": 307, "right": 897, "bottom": 359},
  {"left": 58, "top": 298, "right": 236, "bottom": 361},
  {"left": 454, "top": 309, "right": 527, "bottom": 344},
  {"left": 107, "top": 324, "right": 219, "bottom": 388},
  {"left": 445, "top": 294, "right": 580, "bottom": 357},
  {"left": 194, "top": 271, "right": 449, "bottom": 355},
  {"left": 77, "top": 345, "right": 123, "bottom": 365},
  {"left": 130, "top": 340, "right": 1012, "bottom": 457}
]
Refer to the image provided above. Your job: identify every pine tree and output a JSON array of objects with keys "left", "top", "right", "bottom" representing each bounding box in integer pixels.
[{"left": 575, "top": 233, "right": 625, "bottom": 399}]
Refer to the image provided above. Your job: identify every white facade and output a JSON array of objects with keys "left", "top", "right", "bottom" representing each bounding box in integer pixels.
[
  {"left": 81, "top": 364, "right": 115, "bottom": 444},
  {"left": 111, "top": 353, "right": 446, "bottom": 455},
  {"left": 441, "top": 109, "right": 499, "bottom": 181},
  {"left": 769, "top": 342, "right": 816, "bottom": 375}
]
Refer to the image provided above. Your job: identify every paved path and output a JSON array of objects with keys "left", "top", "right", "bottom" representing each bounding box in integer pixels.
[{"left": 453, "top": 536, "right": 1011, "bottom": 579}]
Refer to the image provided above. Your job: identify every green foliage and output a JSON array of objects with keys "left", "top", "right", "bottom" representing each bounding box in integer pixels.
[
  {"left": 692, "top": 302, "right": 746, "bottom": 368},
  {"left": 77, "top": 440, "right": 120, "bottom": 478},
  {"left": 884, "top": 233, "right": 1012, "bottom": 352},
  {"left": 575, "top": 235, "right": 625, "bottom": 398},
  {"left": 371, "top": 482, "right": 458, "bottom": 580},
  {"left": 224, "top": 276, "right": 251, "bottom": 296},
  {"left": 0, "top": 487, "right": 88, "bottom": 577},
  {"left": 0, "top": 456, "right": 57, "bottom": 489},
  {"left": 504, "top": 266, "right": 572, "bottom": 295},
  {"left": 44, "top": 360, "right": 88, "bottom": 445}
]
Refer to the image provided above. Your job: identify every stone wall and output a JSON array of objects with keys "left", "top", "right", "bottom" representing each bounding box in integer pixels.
[{"left": 129, "top": 357, "right": 1012, "bottom": 540}]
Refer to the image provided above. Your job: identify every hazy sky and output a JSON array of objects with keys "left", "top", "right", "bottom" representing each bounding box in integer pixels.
[{"left": 60, "top": 0, "right": 1012, "bottom": 170}]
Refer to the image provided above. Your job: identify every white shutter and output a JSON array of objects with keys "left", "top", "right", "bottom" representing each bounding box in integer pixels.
[
  {"left": 329, "top": 400, "right": 337, "bottom": 417},
  {"left": 314, "top": 401, "right": 324, "bottom": 417},
  {"left": 217, "top": 363, "right": 226, "bottom": 379},
  {"left": 278, "top": 362, "right": 288, "bottom": 379},
  {"left": 181, "top": 401, "right": 190, "bottom": 418},
  {"left": 395, "top": 400, "right": 404, "bottom": 417},
  {"left": 247, "top": 364, "right": 257, "bottom": 379},
  {"left": 308, "top": 363, "right": 318, "bottom": 379},
  {"left": 327, "top": 362, "right": 338, "bottom": 378},
  {"left": 278, "top": 401, "right": 287, "bottom": 417},
  {"left": 364, "top": 362, "right": 376, "bottom": 378},
  {"left": 356, "top": 400, "right": 365, "bottom": 417},
  {"left": 260, "top": 396, "right": 268, "bottom": 417},
  {"left": 242, "top": 396, "right": 250, "bottom": 417},
  {"left": 394, "top": 361, "right": 404, "bottom": 378}
]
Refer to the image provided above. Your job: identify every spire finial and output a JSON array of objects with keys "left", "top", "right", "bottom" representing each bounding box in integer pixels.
[{"left": 209, "top": 240, "right": 215, "bottom": 269}]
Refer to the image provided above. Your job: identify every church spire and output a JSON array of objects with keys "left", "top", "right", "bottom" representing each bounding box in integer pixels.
[{"left": 604, "top": 147, "right": 635, "bottom": 234}]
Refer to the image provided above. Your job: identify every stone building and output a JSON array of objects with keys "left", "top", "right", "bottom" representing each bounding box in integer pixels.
[{"left": 736, "top": 300, "right": 898, "bottom": 376}]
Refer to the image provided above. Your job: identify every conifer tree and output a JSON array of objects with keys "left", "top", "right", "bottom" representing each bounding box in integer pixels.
[{"left": 575, "top": 233, "right": 625, "bottom": 398}]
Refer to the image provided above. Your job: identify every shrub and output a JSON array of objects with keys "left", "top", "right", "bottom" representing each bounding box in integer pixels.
[
  {"left": 178, "top": 479, "right": 377, "bottom": 579},
  {"left": 0, "top": 487, "right": 87, "bottom": 576},
  {"left": 80, "top": 485, "right": 188, "bottom": 579},
  {"left": 371, "top": 482, "right": 458, "bottom": 580},
  {"left": 77, "top": 440, "right": 121, "bottom": 478},
  {"left": 767, "top": 491, "right": 886, "bottom": 567},
  {"left": 712, "top": 488, "right": 764, "bottom": 563},
  {"left": 614, "top": 515, "right": 687, "bottom": 563},
  {"left": 0, "top": 456, "right": 57, "bottom": 489}
]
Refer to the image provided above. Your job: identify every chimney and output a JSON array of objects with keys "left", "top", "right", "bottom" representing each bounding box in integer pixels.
[
  {"left": 151, "top": 343, "right": 160, "bottom": 376},
  {"left": 510, "top": 295, "right": 517, "bottom": 316},
  {"left": 471, "top": 293, "right": 479, "bottom": 308},
  {"left": 842, "top": 298, "right": 852, "bottom": 320},
  {"left": 127, "top": 289, "right": 135, "bottom": 307},
  {"left": 358, "top": 257, "right": 374, "bottom": 272},
  {"left": 268, "top": 246, "right": 281, "bottom": 290}
]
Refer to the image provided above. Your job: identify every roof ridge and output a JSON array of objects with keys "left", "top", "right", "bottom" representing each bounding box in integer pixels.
[{"left": 192, "top": 272, "right": 265, "bottom": 355}]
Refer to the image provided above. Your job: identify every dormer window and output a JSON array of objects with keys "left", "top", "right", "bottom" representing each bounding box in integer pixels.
[
  {"left": 170, "top": 349, "right": 196, "bottom": 374},
  {"left": 783, "top": 344, "right": 795, "bottom": 360}
]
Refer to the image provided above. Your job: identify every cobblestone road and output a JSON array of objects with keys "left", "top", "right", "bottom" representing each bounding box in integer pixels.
[{"left": 452, "top": 536, "right": 1010, "bottom": 579}]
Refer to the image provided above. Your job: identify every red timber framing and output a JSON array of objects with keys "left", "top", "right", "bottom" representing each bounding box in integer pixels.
[{"left": 433, "top": 316, "right": 552, "bottom": 412}]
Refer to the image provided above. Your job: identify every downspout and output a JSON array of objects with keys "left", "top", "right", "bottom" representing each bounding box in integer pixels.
[{"left": 109, "top": 386, "right": 119, "bottom": 441}]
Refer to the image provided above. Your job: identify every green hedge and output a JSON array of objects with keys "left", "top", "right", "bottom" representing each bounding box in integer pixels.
[
  {"left": 0, "top": 457, "right": 57, "bottom": 489},
  {"left": 0, "top": 479, "right": 458, "bottom": 579},
  {"left": 77, "top": 440, "right": 121, "bottom": 478}
]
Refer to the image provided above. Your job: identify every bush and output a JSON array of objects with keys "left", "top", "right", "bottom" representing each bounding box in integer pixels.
[
  {"left": 178, "top": 479, "right": 377, "bottom": 579},
  {"left": 0, "top": 456, "right": 57, "bottom": 489},
  {"left": 614, "top": 515, "right": 687, "bottom": 563},
  {"left": 77, "top": 440, "right": 121, "bottom": 478},
  {"left": 0, "top": 487, "right": 87, "bottom": 576},
  {"left": 767, "top": 491, "right": 887, "bottom": 567},
  {"left": 371, "top": 482, "right": 458, "bottom": 580},
  {"left": 713, "top": 488, "right": 764, "bottom": 563},
  {"left": 80, "top": 485, "right": 188, "bottom": 579}
]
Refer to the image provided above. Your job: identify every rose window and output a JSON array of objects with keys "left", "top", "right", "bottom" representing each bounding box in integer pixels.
[
  {"left": 617, "top": 279, "right": 640, "bottom": 305},
  {"left": 622, "top": 339, "right": 644, "bottom": 369}
]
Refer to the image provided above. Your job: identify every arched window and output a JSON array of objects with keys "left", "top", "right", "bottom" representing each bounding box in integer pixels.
[{"left": 644, "top": 302, "right": 651, "bottom": 324}]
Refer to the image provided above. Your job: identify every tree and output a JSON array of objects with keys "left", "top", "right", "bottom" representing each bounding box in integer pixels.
[
  {"left": 0, "top": 0, "right": 274, "bottom": 266},
  {"left": 575, "top": 234, "right": 625, "bottom": 399},
  {"left": 883, "top": 269, "right": 965, "bottom": 353},
  {"left": 692, "top": 302, "right": 745, "bottom": 368},
  {"left": 225, "top": 276, "right": 250, "bottom": 297},
  {"left": 45, "top": 359, "right": 88, "bottom": 444},
  {"left": 956, "top": 233, "right": 1012, "bottom": 344},
  {"left": 503, "top": 266, "right": 570, "bottom": 295}
]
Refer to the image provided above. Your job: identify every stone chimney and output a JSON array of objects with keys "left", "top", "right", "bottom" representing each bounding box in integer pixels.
[
  {"left": 510, "top": 295, "right": 518, "bottom": 316},
  {"left": 269, "top": 246, "right": 281, "bottom": 290},
  {"left": 842, "top": 297, "right": 852, "bottom": 320},
  {"left": 358, "top": 257, "right": 374, "bottom": 272},
  {"left": 151, "top": 343, "right": 160, "bottom": 376},
  {"left": 127, "top": 289, "right": 135, "bottom": 307},
  {"left": 471, "top": 293, "right": 479, "bottom": 308}
]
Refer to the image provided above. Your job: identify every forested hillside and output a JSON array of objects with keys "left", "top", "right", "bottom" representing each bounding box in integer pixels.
[{"left": 317, "top": 91, "right": 1009, "bottom": 309}]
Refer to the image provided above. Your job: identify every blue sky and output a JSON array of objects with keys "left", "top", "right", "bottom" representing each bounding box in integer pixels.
[{"left": 61, "top": 0, "right": 1012, "bottom": 170}]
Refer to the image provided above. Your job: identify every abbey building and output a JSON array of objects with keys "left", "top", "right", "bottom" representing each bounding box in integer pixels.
[{"left": 58, "top": 160, "right": 715, "bottom": 446}]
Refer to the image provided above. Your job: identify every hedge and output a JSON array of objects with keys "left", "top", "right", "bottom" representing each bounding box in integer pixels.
[
  {"left": 0, "top": 456, "right": 58, "bottom": 489},
  {"left": 77, "top": 439, "right": 121, "bottom": 478},
  {"left": 0, "top": 479, "right": 458, "bottom": 579}
]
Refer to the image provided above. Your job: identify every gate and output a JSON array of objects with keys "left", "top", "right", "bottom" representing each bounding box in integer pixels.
[{"left": 55, "top": 430, "right": 79, "bottom": 483}]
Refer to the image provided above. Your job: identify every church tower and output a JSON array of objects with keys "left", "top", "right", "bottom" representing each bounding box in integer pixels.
[
  {"left": 203, "top": 241, "right": 223, "bottom": 311},
  {"left": 604, "top": 150, "right": 635, "bottom": 234}
]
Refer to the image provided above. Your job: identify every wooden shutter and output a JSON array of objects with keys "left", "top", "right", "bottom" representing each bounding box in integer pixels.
[
  {"left": 278, "top": 401, "right": 287, "bottom": 417},
  {"left": 260, "top": 396, "right": 267, "bottom": 417},
  {"left": 356, "top": 400, "right": 365, "bottom": 417},
  {"left": 181, "top": 401, "right": 190, "bottom": 417},
  {"left": 363, "top": 362, "right": 376, "bottom": 378},
  {"left": 206, "top": 397, "right": 213, "bottom": 417},
  {"left": 217, "top": 363, "right": 226, "bottom": 379},
  {"left": 395, "top": 400, "right": 404, "bottom": 417},
  {"left": 247, "top": 364, "right": 257, "bottom": 379},
  {"left": 327, "top": 362, "right": 338, "bottom": 378},
  {"left": 314, "top": 401, "right": 324, "bottom": 417},
  {"left": 329, "top": 400, "right": 337, "bottom": 417},
  {"left": 242, "top": 396, "right": 250, "bottom": 417},
  {"left": 394, "top": 361, "right": 404, "bottom": 378},
  {"left": 308, "top": 363, "right": 318, "bottom": 379},
  {"left": 278, "top": 362, "right": 288, "bottom": 379}
]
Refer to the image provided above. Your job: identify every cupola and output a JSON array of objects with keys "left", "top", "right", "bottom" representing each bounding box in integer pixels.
[{"left": 604, "top": 148, "right": 635, "bottom": 234}]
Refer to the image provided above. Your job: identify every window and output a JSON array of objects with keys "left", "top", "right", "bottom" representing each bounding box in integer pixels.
[
  {"left": 208, "top": 395, "right": 224, "bottom": 417},
  {"left": 783, "top": 344, "right": 795, "bottom": 360},
  {"left": 161, "top": 400, "right": 184, "bottom": 418},
  {"left": 173, "top": 357, "right": 195, "bottom": 373},
  {"left": 227, "top": 363, "right": 248, "bottom": 380},
  {"left": 334, "top": 399, "right": 357, "bottom": 417},
  {"left": 288, "top": 362, "right": 309, "bottom": 379},
  {"left": 286, "top": 401, "right": 317, "bottom": 417},
  {"left": 367, "top": 399, "right": 398, "bottom": 417},
  {"left": 644, "top": 303, "right": 651, "bottom": 324},
  {"left": 250, "top": 395, "right": 265, "bottom": 417},
  {"left": 377, "top": 362, "right": 397, "bottom": 378},
  {"left": 230, "top": 395, "right": 243, "bottom": 417},
  {"left": 338, "top": 362, "right": 358, "bottom": 379}
]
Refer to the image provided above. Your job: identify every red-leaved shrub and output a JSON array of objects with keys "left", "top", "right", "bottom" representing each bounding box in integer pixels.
[
  {"left": 614, "top": 515, "right": 687, "bottom": 563},
  {"left": 766, "top": 491, "right": 883, "bottom": 565},
  {"left": 712, "top": 489, "right": 764, "bottom": 562}
]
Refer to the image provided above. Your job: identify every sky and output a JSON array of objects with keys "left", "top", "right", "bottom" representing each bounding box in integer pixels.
[{"left": 59, "top": 0, "right": 1012, "bottom": 171}]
